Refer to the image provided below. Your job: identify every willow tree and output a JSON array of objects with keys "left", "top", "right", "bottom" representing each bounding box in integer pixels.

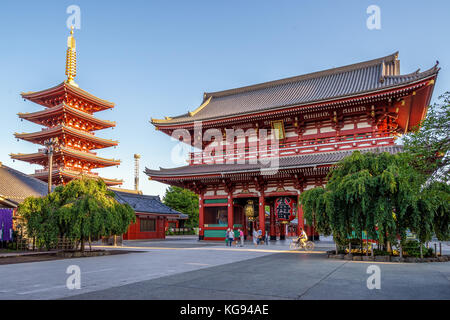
[
  {"left": 19, "top": 196, "right": 59, "bottom": 250},
  {"left": 403, "top": 92, "right": 450, "bottom": 181},
  {"left": 18, "top": 178, "right": 135, "bottom": 252},
  {"left": 300, "top": 151, "right": 436, "bottom": 255},
  {"left": 421, "top": 182, "right": 450, "bottom": 241}
]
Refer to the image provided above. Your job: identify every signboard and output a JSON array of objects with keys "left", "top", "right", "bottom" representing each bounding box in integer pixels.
[
  {"left": 0, "top": 209, "right": 13, "bottom": 241},
  {"left": 275, "top": 197, "right": 294, "bottom": 222},
  {"left": 271, "top": 120, "right": 285, "bottom": 140}
]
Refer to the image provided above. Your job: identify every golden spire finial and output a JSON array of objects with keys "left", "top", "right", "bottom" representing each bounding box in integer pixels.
[{"left": 65, "top": 25, "right": 78, "bottom": 86}]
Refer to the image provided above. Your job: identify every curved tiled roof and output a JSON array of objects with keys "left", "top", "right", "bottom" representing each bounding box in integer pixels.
[
  {"left": 152, "top": 52, "right": 439, "bottom": 126},
  {"left": 0, "top": 164, "right": 49, "bottom": 206},
  {"left": 10, "top": 146, "right": 121, "bottom": 167},
  {"left": 14, "top": 125, "right": 118, "bottom": 149},
  {"left": 112, "top": 190, "right": 185, "bottom": 217},
  {"left": 145, "top": 145, "right": 403, "bottom": 178},
  {"left": 18, "top": 103, "right": 116, "bottom": 130},
  {"left": 21, "top": 81, "right": 114, "bottom": 110}
]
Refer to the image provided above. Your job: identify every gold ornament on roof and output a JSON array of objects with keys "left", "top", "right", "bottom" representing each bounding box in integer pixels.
[{"left": 65, "top": 26, "right": 77, "bottom": 86}]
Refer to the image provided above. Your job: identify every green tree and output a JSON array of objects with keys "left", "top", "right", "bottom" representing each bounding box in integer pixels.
[
  {"left": 300, "top": 151, "right": 439, "bottom": 254},
  {"left": 163, "top": 186, "right": 199, "bottom": 228},
  {"left": 422, "top": 182, "right": 450, "bottom": 241},
  {"left": 300, "top": 187, "right": 330, "bottom": 236},
  {"left": 19, "top": 196, "right": 59, "bottom": 250},
  {"left": 18, "top": 178, "right": 135, "bottom": 252},
  {"left": 403, "top": 92, "right": 450, "bottom": 181}
]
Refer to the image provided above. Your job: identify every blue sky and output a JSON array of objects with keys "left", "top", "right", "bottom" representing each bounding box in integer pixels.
[{"left": 0, "top": 0, "right": 448, "bottom": 197}]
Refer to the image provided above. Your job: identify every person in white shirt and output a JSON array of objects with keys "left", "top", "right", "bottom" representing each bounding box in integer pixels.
[
  {"left": 252, "top": 229, "right": 259, "bottom": 247},
  {"left": 228, "top": 228, "right": 235, "bottom": 247}
]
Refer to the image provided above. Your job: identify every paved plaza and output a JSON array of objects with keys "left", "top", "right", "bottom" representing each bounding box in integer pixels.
[{"left": 0, "top": 238, "right": 449, "bottom": 300}]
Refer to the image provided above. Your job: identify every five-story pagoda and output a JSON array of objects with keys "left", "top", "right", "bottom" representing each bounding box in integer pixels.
[{"left": 11, "top": 27, "right": 122, "bottom": 186}]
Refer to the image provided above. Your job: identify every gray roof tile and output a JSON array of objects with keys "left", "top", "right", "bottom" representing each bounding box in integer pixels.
[
  {"left": 153, "top": 53, "right": 438, "bottom": 125},
  {"left": 112, "top": 190, "right": 185, "bottom": 217},
  {"left": 145, "top": 145, "right": 403, "bottom": 178},
  {"left": 0, "top": 164, "right": 49, "bottom": 205}
]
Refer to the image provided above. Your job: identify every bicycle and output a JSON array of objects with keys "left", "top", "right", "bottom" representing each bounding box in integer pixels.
[{"left": 289, "top": 238, "right": 315, "bottom": 251}]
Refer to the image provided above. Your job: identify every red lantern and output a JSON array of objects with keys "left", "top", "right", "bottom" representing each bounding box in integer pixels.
[{"left": 275, "top": 197, "right": 294, "bottom": 222}]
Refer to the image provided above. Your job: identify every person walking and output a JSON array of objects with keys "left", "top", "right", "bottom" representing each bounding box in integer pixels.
[
  {"left": 265, "top": 232, "right": 269, "bottom": 245},
  {"left": 225, "top": 228, "right": 230, "bottom": 246},
  {"left": 238, "top": 229, "right": 244, "bottom": 247},
  {"left": 257, "top": 229, "right": 262, "bottom": 245},
  {"left": 253, "top": 229, "right": 259, "bottom": 247},
  {"left": 228, "top": 228, "right": 234, "bottom": 247}
]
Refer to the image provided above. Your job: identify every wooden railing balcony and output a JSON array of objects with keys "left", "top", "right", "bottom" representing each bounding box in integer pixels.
[{"left": 188, "top": 131, "right": 395, "bottom": 165}]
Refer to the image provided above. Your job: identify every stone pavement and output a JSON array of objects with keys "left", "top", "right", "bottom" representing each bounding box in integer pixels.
[
  {"left": 67, "top": 252, "right": 450, "bottom": 300},
  {"left": 0, "top": 238, "right": 448, "bottom": 300}
]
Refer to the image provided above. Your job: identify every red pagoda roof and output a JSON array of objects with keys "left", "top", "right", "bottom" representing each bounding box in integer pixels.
[
  {"left": 18, "top": 102, "right": 116, "bottom": 131},
  {"left": 21, "top": 81, "right": 114, "bottom": 112},
  {"left": 152, "top": 52, "right": 439, "bottom": 127},
  {"left": 14, "top": 125, "right": 119, "bottom": 149},
  {"left": 10, "top": 147, "right": 121, "bottom": 168},
  {"left": 32, "top": 168, "right": 123, "bottom": 186}
]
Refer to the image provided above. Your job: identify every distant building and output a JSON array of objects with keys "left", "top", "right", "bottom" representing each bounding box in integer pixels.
[
  {"left": 111, "top": 188, "right": 188, "bottom": 240},
  {"left": 0, "top": 162, "right": 48, "bottom": 209},
  {"left": 0, "top": 162, "right": 49, "bottom": 241}
]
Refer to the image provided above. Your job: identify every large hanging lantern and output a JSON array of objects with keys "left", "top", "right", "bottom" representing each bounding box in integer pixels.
[
  {"left": 244, "top": 200, "right": 255, "bottom": 218},
  {"left": 275, "top": 197, "right": 294, "bottom": 224}
]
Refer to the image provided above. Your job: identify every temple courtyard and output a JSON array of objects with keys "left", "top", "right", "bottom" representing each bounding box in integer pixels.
[{"left": 0, "top": 237, "right": 449, "bottom": 300}]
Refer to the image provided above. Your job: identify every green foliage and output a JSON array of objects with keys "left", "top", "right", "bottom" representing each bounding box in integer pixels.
[
  {"left": 403, "top": 92, "right": 450, "bottom": 181},
  {"left": 17, "top": 178, "right": 135, "bottom": 251},
  {"left": 300, "top": 187, "right": 331, "bottom": 236},
  {"left": 423, "top": 182, "right": 450, "bottom": 241},
  {"left": 163, "top": 186, "right": 199, "bottom": 228},
  {"left": 402, "top": 240, "right": 434, "bottom": 258},
  {"left": 300, "top": 150, "right": 448, "bottom": 250}
]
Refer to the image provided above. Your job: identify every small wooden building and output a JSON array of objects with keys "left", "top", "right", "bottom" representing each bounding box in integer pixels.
[
  {"left": 112, "top": 189, "right": 187, "bottom": 240},
  {"left": 0, "top": 162, "right": 49, "bottom": 209},
  {"left": 0, "top": 162, "right": 49, "bottom": 241}
]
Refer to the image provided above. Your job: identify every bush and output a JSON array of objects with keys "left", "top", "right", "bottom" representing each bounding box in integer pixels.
[
  {"left": 373, "top": 249, "right": 390, "bottom": 256},
  {"left": 403, "top": 240, "right": 434, "bottom": 257}
]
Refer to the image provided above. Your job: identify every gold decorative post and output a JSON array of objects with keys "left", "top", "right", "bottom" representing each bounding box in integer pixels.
[{"left": 65, "top": 26, "right": 77, "bottom": 86}]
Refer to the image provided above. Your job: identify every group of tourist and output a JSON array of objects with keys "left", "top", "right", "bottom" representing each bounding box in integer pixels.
[{"left": 225, "top": 228, "right": 269, "bottom": 247}]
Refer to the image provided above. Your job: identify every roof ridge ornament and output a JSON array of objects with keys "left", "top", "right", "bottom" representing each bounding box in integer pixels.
[
  {"left": 189, "top": 96, "right": 212, "bottom": 117},
  {"left": 65, "top": 25, "right": 78, "bottom": 87}
]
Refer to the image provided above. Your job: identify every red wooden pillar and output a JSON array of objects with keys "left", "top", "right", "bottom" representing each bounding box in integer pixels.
[
  {"left": 270, "top": 201, "right": 276, "bottom": 240},
  {"left": 280, "top": 222, "right": 286, "bottom": 240},
  {"left": 258, "top": 194, "right": 266, "bottom": 237},
  {"left": 243, "top": 207, "right": 248, "bottom": 238},
  {"left": 297, "top": 203, "right": 305, "bottom": 237},
  {"left": 198, "top": 195, "right": 204, "bottom": 240},
  {"left": 227, "top": 194, "right": 234, "bottom": 230}
]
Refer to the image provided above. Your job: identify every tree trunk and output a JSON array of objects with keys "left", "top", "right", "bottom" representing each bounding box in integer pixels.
[
  {"left": 335, "top": 242, "right": 339, "bottom": 255},
  {"left": 113, "top": 235, "right": 117, "bottom": 247},
  {"left": 387, "top": 240, "right": 392, "bottom": 253},
  {"left": 366, "top": 240, "right": 369, "bottom": 256},
  {"left": 88, "top": 236, "right": 92, "bottom": 251},
  {"left": 348, "top": 242, "right": 352, "bottom": 254},
  {"left": 80, "top": 236, "right": 85, "bottom": 252},
  {"left": 420, "top": 243, "right": 423, "bottom": 259}
]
